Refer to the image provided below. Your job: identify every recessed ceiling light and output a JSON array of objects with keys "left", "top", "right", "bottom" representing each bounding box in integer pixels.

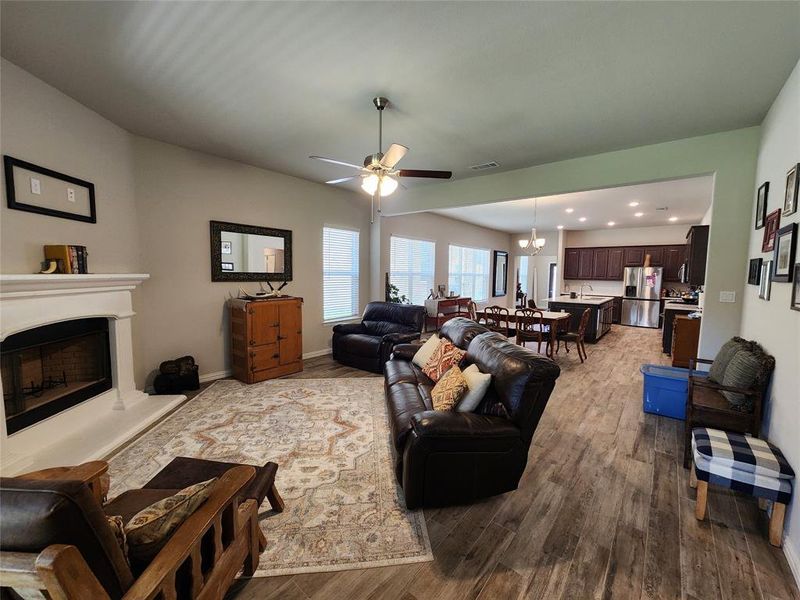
[
  {"left": 607, "top": 221, "right": 616, "bottom": 226},
  {"left": 565, "top": 208, "right": 574, "bottom": 213},
  {"left": 557, "top": 225, "right": 564, "bottom": 230},
  {"left": 635, "top": 212, "right": 644, "bottom": 217},
  {"left": 669, "top": 216, "right": 678, "bottom": 222},
  {"left": 579, "top": 217, "right": 587, "bottom": 222},
  {"left": 628, "top": 201, "right": 639, "bottom": 207}
]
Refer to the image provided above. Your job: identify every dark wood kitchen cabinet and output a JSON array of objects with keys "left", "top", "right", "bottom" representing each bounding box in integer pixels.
[
  {"left": 578, "top": 249, "right": 594, "bottom": 279},
  {"left": 564, "top": 248, "right": 580, "bottom": 279},
  {"left": 685, "top": 225, "right": 710, "bottom": 286},
  {"left": 664, "top": 245, "right": 686, "bottom": 282},
  {"left": 644, "top": 246, "right": 665, "bottom": 266},
  {"left": 564, "top": 242, "right": 697, "bottom": 281},
  {"left": 624, "top": 247, "right": 645, "bottom": 266},
  {"left": 607, "top": 248, "right": 625, "bottom": 280},
  {"left": 592, "top": 248, "right": 609, "bottom": 279}
]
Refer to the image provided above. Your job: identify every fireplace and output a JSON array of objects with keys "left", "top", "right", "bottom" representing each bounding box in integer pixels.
[{"left": 1, "top": 318, "right": 112, "bottom": 434}]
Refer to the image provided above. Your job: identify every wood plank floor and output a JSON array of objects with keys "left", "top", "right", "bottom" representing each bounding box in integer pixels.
[{"left": 217, "top": 326, "right": 799, "bottom": 600}]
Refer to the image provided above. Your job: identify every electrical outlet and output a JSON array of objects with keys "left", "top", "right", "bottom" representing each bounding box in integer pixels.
[
  {"left": 719, "top": 291, "right": 736, "bottom": 303},
  {"left": 30, "top": 177, "right": 41, "bottom": 195},
  {"left": 67, "top": 188, "right": 76, "bottom": 203}
]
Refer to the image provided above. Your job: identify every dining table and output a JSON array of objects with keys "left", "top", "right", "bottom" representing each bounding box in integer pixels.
[{"left": 476, "top": 309, "right": 571, "bottom": 358}]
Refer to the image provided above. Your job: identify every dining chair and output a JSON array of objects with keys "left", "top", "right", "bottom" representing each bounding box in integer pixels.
[
  {"left": 555, "top": 308, "right": 591, "bottom": 362},
  {"left": 483, "top": 305, "right": 514, "bottom": 338},
  {"left": 515, "top": 308, "right": 547, "bottom": 353}
]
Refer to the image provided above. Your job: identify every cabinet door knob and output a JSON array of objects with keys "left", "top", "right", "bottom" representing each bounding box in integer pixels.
[
  {"left": 273, "top": 353, "right": 280, "bottom": 359},
  {"left": 249, "top": 340, "right": 256, "bottom": 345},
  {"left": 277, "top": 335, "right": 287, "bottom": 340}
]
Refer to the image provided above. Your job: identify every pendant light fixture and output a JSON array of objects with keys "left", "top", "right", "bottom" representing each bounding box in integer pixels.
[{"left": 518, "top": 197, "right": 546, "bottom": 255}]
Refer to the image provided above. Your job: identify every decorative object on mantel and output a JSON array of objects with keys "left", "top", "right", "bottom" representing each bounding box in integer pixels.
[
  {"left": 43, "top": 244, "right": 88, "bottom": 274},
  {"left": 210, "top": 220, "right": 292, "bottom": 282},
  {"left": 772, "top": 223, "right": 797, "bottom": 283},
  {"left": 784, "top": 163, "right": 799, "bottom": 217},
  {"left": 755, "top": 182, "right": 769, "bottom": 229},
  {"left": 237, "top": 281, "right": 288, "bottom": 300},
  {"left": 4, "top": 155, "right": 96, "bottom": 223},
  {"left": 762, "top": 208, "right": 781, "bottom": 253},
  {"left": 758, "top": 260, "right": 773, "bottom": 300},
  {"left": 518, "top": 197, "right": 546, "bottom": 255},
  {"left": 153, "top": 356, "right": 200, "bottom": 395},
  {"left": 791, "top": 265, "right": 800, "bottom": 311},
  {"left": 747, "top": 258, "right": 762, "bottom": 285}
]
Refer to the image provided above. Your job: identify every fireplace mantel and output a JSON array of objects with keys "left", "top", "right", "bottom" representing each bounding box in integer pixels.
[{"left": 0, "top": 272, "right": 184, "bottom": 475}]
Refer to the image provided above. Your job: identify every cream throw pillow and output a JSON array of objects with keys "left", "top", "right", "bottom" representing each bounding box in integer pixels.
[
  {"left": 412, "top": 334, "right": 441, "bottom": 368},
  {"left": 431, "top": 364, "right": 468, "bottom": 410},
  {"left": 456, "top": 364, "right": 492, "bottom": 412}
]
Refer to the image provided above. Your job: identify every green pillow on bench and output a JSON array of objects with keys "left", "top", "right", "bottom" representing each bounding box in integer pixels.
[{"left": 708, "top": 337, "right": 746, "bottom": 383}]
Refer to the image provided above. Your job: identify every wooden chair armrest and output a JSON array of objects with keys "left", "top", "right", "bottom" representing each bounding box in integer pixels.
[
  {"left": 124, "top": 465, "right": 255, "bottom": 599},
  {"left": 17, "top": 460, "right": 108, "bottom": 483},
  {"left": 691, "top": 377, "right": 758, "bottom": 397}
]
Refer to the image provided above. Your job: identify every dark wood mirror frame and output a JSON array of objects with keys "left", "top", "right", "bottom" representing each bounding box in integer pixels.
[
  {"left": 210, "top": 220, "right": 293, "bottom": 282},
  {"left": 492, "top": 250, "right": 509, "bottom": 297}
]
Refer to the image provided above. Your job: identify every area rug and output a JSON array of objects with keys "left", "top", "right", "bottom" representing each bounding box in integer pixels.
[{"left": 106, "top": 378, "right": 432, "bottom": 576}]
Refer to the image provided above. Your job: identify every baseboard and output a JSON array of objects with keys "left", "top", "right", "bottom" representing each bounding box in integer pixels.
[
  {"left": 303, "top": 348, "right": 332, "bottom": 359},
  {"left": 199, "top": 370, "right": 231, "bottom": 383},
  {"left": 785, "top": 537, "right": 800, "bottom": 590}
]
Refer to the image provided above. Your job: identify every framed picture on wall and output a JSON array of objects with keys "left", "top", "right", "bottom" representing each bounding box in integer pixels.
[
  {"left": 791, "top": 265, "right": 800, "bottom": 311},
  {"left": 772, "top": 223, "right": 797, "bottom": 283},
  {"left": 762, "top": 209, "right": 781, "bottom": 253},
  {"left": 747, "top": 258, "right": 762, "bottom": 285},
  {"left": 755, "top": 182, "right": 769, "bottom": 229},
  {"left": 785, "top": 163, "right": 799, "bottom": 217}
]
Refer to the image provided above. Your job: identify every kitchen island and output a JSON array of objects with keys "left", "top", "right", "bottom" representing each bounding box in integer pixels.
[{"left": 546, "top": 296, "right": 614, "bottom": 342}]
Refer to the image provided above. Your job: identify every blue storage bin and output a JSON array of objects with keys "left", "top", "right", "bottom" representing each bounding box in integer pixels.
[{"left": 640, "top": 364, "right": 708, "bottom": 420}]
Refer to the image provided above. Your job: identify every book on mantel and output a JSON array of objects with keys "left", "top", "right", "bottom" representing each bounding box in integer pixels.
[{"left": 44, "top": 245, "right": 89, "bottom": 274}]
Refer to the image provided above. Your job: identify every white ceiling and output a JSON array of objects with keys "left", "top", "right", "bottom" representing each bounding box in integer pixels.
[
  {"left": 1, "top": 2, "right": 799, "bottom": 193},
  {"left": 431, "top": 176, "right": 714, "bottom": 233}
]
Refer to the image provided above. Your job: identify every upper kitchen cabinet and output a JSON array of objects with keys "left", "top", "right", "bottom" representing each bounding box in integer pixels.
[
  {"left": 564, "top": 242, "right": 698, "bottom": 281},
  {"left": 607, "top": 248, "right": 625, "bottom": 280},
  {"left": 644, "top": 246, "right": 665, "bottom": 266},
  {"left": 624, "top": 247, "right": 645, "bottom": 266},
  {"left": 592, "top": 248, "right": 609, "bottom": 279},
  {"left": 578, "top": 248, "right": 594, "bottom": 279},
  {"left": 685, "top": 225, "right": 710, "bottom": 286},
  {"left": 664, "top": 245, "right": 686, "bottom": 282},
  {"left": 564, "top": 248, "right": 580, "bottom": 279}
]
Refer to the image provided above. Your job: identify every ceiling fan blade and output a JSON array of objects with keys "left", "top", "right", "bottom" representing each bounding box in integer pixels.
[
  {"left": 380, "top": 143, "right": 408, "bottom": 169},
  {"left": 309, "top": 155, "right": 363, "bottom": 170},
  {"left": 398, "top": 169, "right": 452, "bottom": 179},
  {"left": 326, "top": 176, "right": 357, "bottom": 185}
]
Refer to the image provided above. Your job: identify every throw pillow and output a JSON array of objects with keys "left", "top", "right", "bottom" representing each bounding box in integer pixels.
[
  {"left": 456, "top": 364, "right": 492, "bottom": 412},
  {"left": 720, "top": 350, "right": 761, "bottom": 411},
  {"left": 125, "top": 478, "right": 216, "bottom": 564},
  {"left": 431, "top": 364, "right": 468, "bottom": 410},
  {"left": 422, "top": 339, "right": 466, "bottom": 382},
  {"left": 708, "top": 337, "right": 745, "bottom": 383},
  {"left": 106, "top": 515, "right": 129, "bottom": 562},
  {"left": 412, "top": 334, "right": 441, "bottom": 368}
]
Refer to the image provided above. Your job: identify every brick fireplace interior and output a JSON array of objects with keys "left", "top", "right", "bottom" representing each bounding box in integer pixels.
[{"left": 1, "top": 318, "right": 112, "bottom": 434}]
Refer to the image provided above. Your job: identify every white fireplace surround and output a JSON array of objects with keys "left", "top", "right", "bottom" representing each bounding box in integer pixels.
[{"left": 0, "top": 274, "right": 185, "bottom": 475}]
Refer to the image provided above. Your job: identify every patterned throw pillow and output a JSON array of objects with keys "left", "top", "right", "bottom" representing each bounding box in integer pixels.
[
  {"left": 708, "top": 337, "right": 745, "bottom": 383},
  {"left": 106, "top": 515, "right": 129, "bottom": 562},
  {"left": 720, "top": 346, "right": 774, "bottom": 412},
  {"left": 422, "top": 340, "right": 466, "bottom": 382},
  {"left": 124, "top": 478, "right": 216, "bottom": 563},
  {"left": 412, "top": 334, "right": 441, "bottom": 368},
  {"left": 431, "top": 365, "right": 468, "bottom": 410}
]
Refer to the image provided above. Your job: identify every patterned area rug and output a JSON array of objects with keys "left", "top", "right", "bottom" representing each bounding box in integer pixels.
[{"left": 107, "top": 378, "right": 432, "bottom": 576}]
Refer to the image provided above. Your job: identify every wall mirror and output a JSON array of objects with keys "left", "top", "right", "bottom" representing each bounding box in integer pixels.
[
  {"left": 210, "top": 220, "right": 292, "bottom": 282},
  {"left": 492, "top": 250, "right": 508, "bottom": 297}
]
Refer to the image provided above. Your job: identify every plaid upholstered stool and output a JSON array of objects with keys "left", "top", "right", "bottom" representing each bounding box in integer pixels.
[{"left": 691, "top": 427, "right": 794, "bottom": 546}]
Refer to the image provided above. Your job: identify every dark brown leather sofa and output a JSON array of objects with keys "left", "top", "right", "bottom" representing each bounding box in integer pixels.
[
  {"left": 332, "top": 301, "right": 426, "bottom": 373},
  {"left": 385, "top": 317, "right": 560, "bottom": 509}
]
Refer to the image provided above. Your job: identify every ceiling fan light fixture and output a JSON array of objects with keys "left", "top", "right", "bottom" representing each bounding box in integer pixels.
[{"left": 360, "top": 173, "right": 398, "bottom": 197}]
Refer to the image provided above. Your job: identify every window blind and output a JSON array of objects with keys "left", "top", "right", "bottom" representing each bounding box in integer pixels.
[
  {"left": 390, "top": 236, "right": 435, "bottom": 305},
  {"left": 448, "top": 245, "right": 490, "bottom": 302},
  {"left": 323, "top": 227, "right": 360, "bottom": 321}
]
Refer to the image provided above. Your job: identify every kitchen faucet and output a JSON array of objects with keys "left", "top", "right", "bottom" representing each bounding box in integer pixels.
[{"left": 579, "top": 283, "right": 593, "bottom": 299}]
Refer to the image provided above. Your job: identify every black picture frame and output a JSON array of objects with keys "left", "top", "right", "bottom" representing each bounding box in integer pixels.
[
  {"left": 210, "top": 220, "right": 292, "bottom": 282},
  {"left": 4, "top": 155, "right": 96, "bottom": 223},
  {"left": 772, "top": 223, "right": 797, "bottom": 283},
  {"left": 791, "top": 265, "right": 800, "bottom": 311},
  {"left": 492, "top": 250, "right": 508, "bottom": 297},
  {"left": 747, "top": 258, "right": 762, "bottom": 285},
  {"left": 755, "top": 182, "right": 769, "bottom": 229},
  {"left": 785, "top": 163, "right": 799, "bottom": 217}
]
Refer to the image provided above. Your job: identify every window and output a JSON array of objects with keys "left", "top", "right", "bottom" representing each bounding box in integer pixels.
[
  {"left": 448, "top": 245, "right": 491, "bottom": 302},
  {"left": 323, "top": 227, "right": 359, "bottom": 321},
  {"left": 518, "top": 256, "right": 529, "bottom": 296},
  {"left": 390, "top": 236, "right": 435, "bottom": 305}
]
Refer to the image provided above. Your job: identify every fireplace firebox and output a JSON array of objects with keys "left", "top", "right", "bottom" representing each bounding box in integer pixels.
[{"left": 1, "top": 318, "right": 112, "bottom": 434}]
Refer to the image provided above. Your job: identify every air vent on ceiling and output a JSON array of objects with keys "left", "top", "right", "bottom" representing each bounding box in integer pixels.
[
  {"left": 469, "top": 161, "right": 500, "bottom": 171},
  {"left": 655, "top": 206, "right": 669, "bottom": 211}
]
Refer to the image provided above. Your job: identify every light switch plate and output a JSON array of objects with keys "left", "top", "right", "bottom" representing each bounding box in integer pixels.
[
  {"left": 719, "top": 291, "right": 736, "bottom": 303},
  {"left": 30, "top": 177, "right": 41, "bottom": 195}
]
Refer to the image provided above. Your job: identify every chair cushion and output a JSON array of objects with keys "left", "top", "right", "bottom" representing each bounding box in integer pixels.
[
  {"left": 708, "top": 337, "right": 746, "bottom": 383},
  {"left": 339, "top": 333, "right": 382, "bottom": 357},
  {"left": 422, "top": 340, "right": 466, "bottom": 382},
  {"left": 411, "top": 334, "right": 441, "bottom": 368},
  {"left": 105, "top": 489, "right": 179, "bottom": 523},
  {"left": 720, "top": 346, "right": 773, "bottom": 411},
  {"left": 456, "top": 364, "right": 492, "bottom": 412},
  {"left": 431, "top": 365, "right": 468, "bottom": 411},
  {"left": 384, "top": 358, "right": 424, "bottom": 386},
  {"left": 386, "top": 382, "right": 429, "bottom": 451}
]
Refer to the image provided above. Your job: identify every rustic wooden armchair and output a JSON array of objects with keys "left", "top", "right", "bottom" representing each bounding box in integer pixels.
[{"left": 0, "top": 461, "right": 262, "bottom": 600}]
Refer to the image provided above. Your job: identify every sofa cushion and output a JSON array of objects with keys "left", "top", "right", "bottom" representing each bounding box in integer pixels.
[
  {"left": 384, "top": 359, "right": 426, "bottom": 386},
  {"left": 339, "top": 333, "right": 382, "bottom": 357},
  {"left": 412, "top": 334, "right": 441, "bottom": 368},
  {"left": 440, "top": 317, "right": 491, "bottom": 349},
  {"left": 456, "top": 364, "right": 492, "bottom": 412},
  {"left": 708, "top": 337, "right": 746, "bottom": 383},
  {"left": 386, "top": 382, "right": 430, "bottom": 451},
  {"left": 431, "top": 365, "right": 468, "bottom": 411},
  {"left": 422, "top": 340, "right": 466, "bottom": 382}
]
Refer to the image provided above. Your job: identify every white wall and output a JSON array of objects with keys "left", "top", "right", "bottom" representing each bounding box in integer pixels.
[
  {"left": 740, "top": 59, "right": 800, "bottom": 578},
  {"left": 380, "top": 212, "right": 512, "bottom": 307}
]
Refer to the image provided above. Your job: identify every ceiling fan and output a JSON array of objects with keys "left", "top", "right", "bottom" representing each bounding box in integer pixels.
[{"left": 310, "top": 96, "right": 452, "bottom": 222}]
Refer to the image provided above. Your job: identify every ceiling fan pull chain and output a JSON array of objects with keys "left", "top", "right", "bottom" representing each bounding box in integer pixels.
[{"left": 370, "top": 193, "right": 375, "bottom": 224}]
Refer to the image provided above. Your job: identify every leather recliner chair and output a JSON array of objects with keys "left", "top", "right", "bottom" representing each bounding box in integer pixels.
[
  {"left": 332, "top": 301, "right": 425, "bottom": 373},
  {"left": 384, "top": 317, "right": 560, "bottom": 509}
]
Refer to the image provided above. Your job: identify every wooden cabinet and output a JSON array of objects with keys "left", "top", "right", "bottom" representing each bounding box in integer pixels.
[
  {"left": 664, "top": 245, "right": 686, "bottom": 282},
  {"left": 578, "top": 249, "right": 594, "bottom": 279},
  {"left": 592, "top": 248, "right": 609, "bottom": 279},
  {"left": 624, "top": 247, "right": 645, "bottom": 266},
  {"left": 564, "top": 248, "right": 580, "bottom": 280},
  {"left": 685, "top": 225, "right": 710, "bottom": 286},
  {"left": 671, "top": 315, "right": 701, "bottom": 368},
  {"left": 230, "top": 297, "right": 303, "bottom": 383},
  {"left": 611, "top": 296, "right": 623, "bottom": 324},
  {"left": 607, "top": 248, "right": 624, "bottom": 280},
  {"left": 644, "top": 246, "right": 665, "bottom": 266}
]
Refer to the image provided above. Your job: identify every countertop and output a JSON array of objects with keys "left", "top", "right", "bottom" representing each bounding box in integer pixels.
[
  {"left": 546, "top": 296, "right": 615, "bottom": 306},
  {"left": 664, "top": 300, "right": 702, "bottom": 312}
]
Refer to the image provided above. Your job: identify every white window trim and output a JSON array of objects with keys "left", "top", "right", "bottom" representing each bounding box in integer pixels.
[{"left": 322, "top": 226, "right": 361, "bottom": 323}]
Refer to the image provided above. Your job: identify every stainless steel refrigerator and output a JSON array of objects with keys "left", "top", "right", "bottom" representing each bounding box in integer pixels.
[{"left": 621, "top": 267, "right": 663, "bottom": 328}]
